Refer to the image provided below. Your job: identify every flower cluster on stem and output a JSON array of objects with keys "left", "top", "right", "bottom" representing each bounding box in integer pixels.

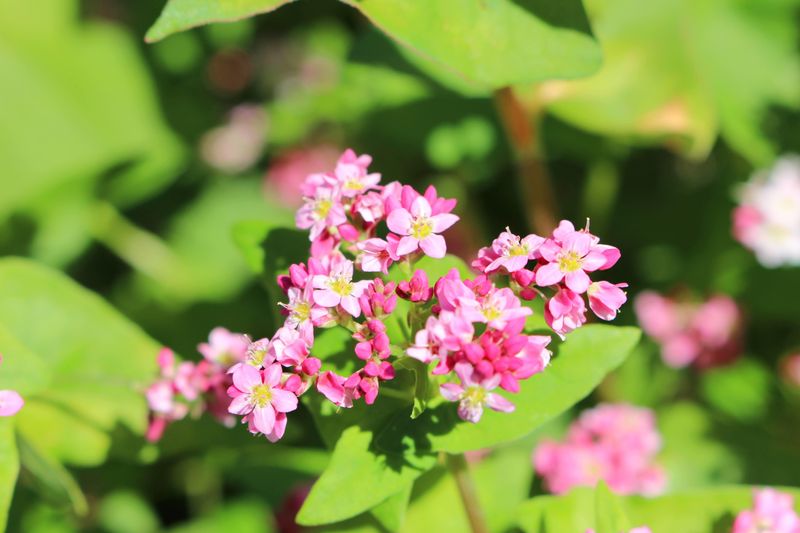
[{"left": 145, "top": 149, "right": 629, "bottom": 439}]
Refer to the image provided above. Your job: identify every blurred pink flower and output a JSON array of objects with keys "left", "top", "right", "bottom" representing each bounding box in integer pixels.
[
  {"left": 264, "top": 145, "right": 340, "bottom": 207},
  {"left": 732, "top": 488, "right": 800, "bottom": 533},
  {"left": 635, "top": 291, "right": 743, "bottom": 369},
  {"left": 781, "top": 353, "right": 800, "bottom": 387},
  {"left": 200, "top": 104, "right": 267, "bottom": 173},
  {"left": 534, "top": 403, "right": 665, "bottom": 496}
]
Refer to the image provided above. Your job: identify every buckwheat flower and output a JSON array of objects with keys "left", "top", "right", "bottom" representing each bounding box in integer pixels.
[
  {"left": 482, "top": 228, "right": 544, "bottom": 273},
  {"left": 198, "top": 327, "right": 249, "bottom": 368},
  {"left": 353, "top": 190, "right": 385, "bottom": 224},
  {"left": 536, "top": 222, "right": 616, "bottom": 293},
  {"left": 440, "top": 362, "right": 514, "bottom": 423},
  {"left": 387, "top": 196, "right": 459, "bottom": 259},
  {"left": 587, "top": 281, "right": 628, "bottom": 321},
  {"left": 228, "top": 364, "right": 298, "bottom": 441},
  {"left": 732, "top": 488, "right": 800, "bottom": 533},
  {"left": 296, "top": 184, "right": 347, "bottom": 241},
  {"left": 333, "top": 149, "right": 381, "bottom": 197},
  {"left": 460, "top": 287, "right": 532, "bottom": 330},
  {"left": 280, "top": 285, "right": 318, "bottom": 343},
  {"left": 0, "top": 355, "right": 23, "bottom": 417},
  {"left": 311, "top": 259, "right": 371, "bottom": 317},
  {"left": 357, "top": 236, "right": 399, "bottom": 274},
  {"left": 397, "top": 270, "right": 433, "bottom": 302},
  {"left": 544, "top": 288, "right": 587, "bottom": 339},
  {"left": 316, "top": 370, "right": 354, "bottom": 408},
  {"left": 0, "top": 390, "right": 23, "bottom": 417}
]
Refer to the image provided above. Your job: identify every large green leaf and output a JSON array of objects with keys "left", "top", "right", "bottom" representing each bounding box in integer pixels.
[
  {"left": 538, "top": 0, "right": 800, "bottom": 164},
  {"left": 0, "top": 419, "right": 19, "bottom": 533},
  {"left": 147, "top": 0, "right": 601, "bottom": 87},
  {"left": 0, "top": 0, "right": 182, "bottom": 266},
  {"left": 146, "top": 0, "right": 294, "bottom": 42},
  {"left": 341, "top": 0, "right": 602, "bottom": 88},
  {"left": 0, "top": 258, "right": 160, "bottom": 465},
  {"left": 376, "top": 325, "right": 641, "bottom": 453},
  {"left": 518, "top": 485, "right": 800, "bottom": 533}
]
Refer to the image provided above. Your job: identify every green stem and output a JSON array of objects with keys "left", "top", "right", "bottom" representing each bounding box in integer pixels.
[
  {"left": 446, "top": 453, "right": 489, "bottom": 533},
  {"left": 493, "top": 86, "right": 558, "bottom": 236}
]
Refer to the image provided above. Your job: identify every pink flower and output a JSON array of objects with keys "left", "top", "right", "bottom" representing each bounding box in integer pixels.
[
  {"left": 316, "top": 370, "right": 354, "bottom": 408},
  {"left": 533, "top": 403, "right": 665, "bottom": 496},
  {"left": 228, "top": 364, "right": 298, "bottom": 442},
  {"left": 0, "top": 355, "right": 23, "bottom": 417},
  {"left": 536, "top": 221, "right": 618, "bottom": 293},
  {"left": 357, "top": 236, "right": 399, "bottom": 274},
  {"left": 781, "top": 354, "right": 800, "bottom": 387},
  {"left": 732, "top": 488, "right": 800, "bottom": 533},
  {"left": 280, "top": 285, "right": 317, "bottom": 343},
  {"left": 440, "top": 362, "right": 514, "bottom": 423},
  {"left": 481, "top": 228, "right": 544, "bottom": 274},
  {"left": 544, "top": 288, "right": 587, "bottom": 339},
  {"left": 387, "top": 196, "right": 459, "bottom": 259},
  {"left": 264, "top": 145, "right": 340, "bottom": 207},
  {"left": 0, "top": 390, "right": 23, "bottom": 417},
  {"left": 397, "top": 270, "right": 433, "bottom": 302},
  {"left": 587, "top": 281, "right": 628, "bottom": 321},
  {"left": 333, "top": 148, "right": 381, "bottom": 197},
  {"left": 296, "top": 184, "right": 347, "bottom": 241},
  {"left": 197, "top": 327, "right": 249, "bottom": 367},
  {"left": 460, "top": 287, "right": 532, "bottom": 330},
  {"left": 311, "top": 259, "right": 371, "bottom": 317}
]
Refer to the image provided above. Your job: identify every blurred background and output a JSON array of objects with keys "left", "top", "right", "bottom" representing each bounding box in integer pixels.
[{"left": 2, "top": 0, "right": 800, "bottom": 531}]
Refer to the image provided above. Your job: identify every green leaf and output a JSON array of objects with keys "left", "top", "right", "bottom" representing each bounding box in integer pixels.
[
  {"left": 16, "top": 435, "right": 88, "bottom": 517},
  {"left": 370, "top": 482, "right": 412, "bottom": 532},
  {"left": 0, "top": 258, "right": 160, "bottom": 465},
  {"left": 0, "top": 419, "right": 19, "bottom": 533},
  {"left": 296, "top": 423, "right": 435, "bottom": 526},
  {"left": 377, "top": 325, "right": 641, "bottom": 453},
  {"left": 397, "top": 358, "right": 434, "bottom": 419},
  {"left": 518, "top": 485, "right": 800, "bottom": 533},
  {"left": 541, "top": 0, "right": 800, "bottom": 164},
  {"left": 700, "top": 358, "right": 771, "bottom": 422},
  {"left": 594, "top": 482, "right": 630, "bottom": 533},
  {"left": 146, "top": 0, "right": 295, "bottom": 42},
  {"left": 340, "top": 0, "right": 601, "bottom": 88},
  {"left": 168, "top": 499, "right": 274, "bottom": 533}
]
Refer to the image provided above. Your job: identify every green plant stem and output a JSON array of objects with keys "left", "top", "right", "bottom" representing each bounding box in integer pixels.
[
  {"left": 493, "top": 86, "right": 558, "bottom": 235},
  {"left": 446, "top": 453, "right": 489, "bottom": 533}
]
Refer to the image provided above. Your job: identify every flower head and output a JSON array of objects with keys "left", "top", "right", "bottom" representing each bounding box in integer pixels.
[
  {"left": 732, "top": 488, "right": 800, "bottom": 533},
  {"left": 312, "top": 259, "right": 371, "bottom": 317},
  {"left": 228, "top": 364, "right": 298, "bottom": 442},
  {"left": 387, "top": 196, "right": 459, "bottom": 259},
  {"left": 440, "top": 362, "right": 514, "bottom": 423}
]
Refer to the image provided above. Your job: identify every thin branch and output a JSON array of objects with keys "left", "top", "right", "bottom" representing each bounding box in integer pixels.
[
  {"left": 493, "top": 86, "right": 558, "bottom": 235},
  {"left": 446, "top": 453, "right": 489, "bottom": 533}
]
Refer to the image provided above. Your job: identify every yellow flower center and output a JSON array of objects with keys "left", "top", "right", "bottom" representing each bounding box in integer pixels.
[
  {"left": 344, "top": 179, "right": 363, "bottom": 191},
  {"left": 508, "top": 243, "right": 528, "bottom": 256},
  {"left": 464, "top": 385, "right": 487, "bottom": 406},
  {"left": 329, "top": 276, "right": 353, "bottom": 296},
  {"left": 292, "top": 301, "right": 311, "bottom": 322},
  {"left": 411, "top": 217, "right": 433, "bottom": 239},
  {"left": 558, "top": 251, "right": 582, "bottom": 272},
  {"left": 251, "top": 384, "right": 273, "bottom": 408},
  {"left": 314, "top": 199, "right": 332, "bottom": 219},
  {"left": 483, "top": 305, "right": 502, "bottom": 322}
]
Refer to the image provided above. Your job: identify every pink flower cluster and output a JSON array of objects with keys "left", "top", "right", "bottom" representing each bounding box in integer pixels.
[
  {"left": 145, "top": 149, "right": 628, "bottom": 441},
  {"left": 533, "top": 404, "right": 665, "bottom": 496},
  {"left": 634, "top": 291, "right": 743, "bottom": 369},
  {"left": 473, "top": 222, "right": 626, "bottom": 339},
  {"left": 733, "top": 156, "right": 800, "bottom": 268},
  {"left": 732, "top": 488, "right": 800, "bottom": 533},
  {"left": 145, "top": 327, "right": 249, "bottom": 441},
  {"left": 0, "top": 355, "right": 23, "bottom": 417}
]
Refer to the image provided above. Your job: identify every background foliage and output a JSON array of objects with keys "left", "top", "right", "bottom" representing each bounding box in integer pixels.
[{"left": 1, "top": 0, "right": 800, "bottom": 531}]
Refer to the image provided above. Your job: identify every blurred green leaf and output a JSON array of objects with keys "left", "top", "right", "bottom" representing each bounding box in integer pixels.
[
  {"left": 340, "top": 0, "right": 601, "bottom": 88},
  {"left": 519, "top": 485, "right": 800, "bottom": 533},
  {"left": 594, "top": 482, "right": 630, "bottom": 533},
  {"left": 16, "top": 436, "right": 87, "bottom": 517},
  {"left": 98, "top": 491, "right": 160, "bottom": 533},
  {"left": 540, "top": 0, "right": 800, "bottom": 163},
  {"left": 377, "top": 325, "right": 641, "bottom": 453},
  {"left": 700, "top": 358, "right": 771, "bottom": 422},
  {"left": 146, "top": 0, "right": 293, "bottom": 42},
  {"left": 370, "top": 482, "right": 412, "bottom": 532},
  {"left": 168, "top": 499, "right": 274, "bottom": 533},
  {"left": 0, "top": 419, "right": 19, "bottom": 533},
  {"left": 0, "top": 258, "right": 160, "bottom": 465}
]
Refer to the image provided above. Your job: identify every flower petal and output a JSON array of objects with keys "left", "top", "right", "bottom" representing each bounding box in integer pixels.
[
  {"left": 313, "top": 288, "right": 341, "bottom": 307},
  {"left": 410, "top": 196, "right": 432, "bottom": 218},
  {"left": 486, "top": 393, "right": 515, "bottom": 413},
  {"left": 396, "top": 236, "right": 420, "bottom": 256},
  {"left": 565, "top": 269, "right": 591, "bottom": 294},
  {"left": 228, "top": 394, "right": 252, "bottom": 415},
  {"left": 431, "top": 213, "right": 459, "bottom": 233},
  {"left": 252, "top": 404, "right": 276, "bottom": 435},
  {"left": 263, "top": 363, "right": 283, "bottom": 387},
  {"left": 535, "top": 262, "right": 564, "bottom": 287},
  {"left": 387, "top": 208, "right": 413, "bottom": 235},
  {"left": 266, "top": 412, "right": 287, "bottom": 442},
  {"left": 419, "top": 234, "right": 447, "bottom": 258},
  {"left": 271, "top": 388, "right": 299, "bottom": 412},
  {"left": 440, "top": 383, "right": 464, "bottom": 401},
  {"left": 232, "top": 364, "right": 262, "bottom": 392}
]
